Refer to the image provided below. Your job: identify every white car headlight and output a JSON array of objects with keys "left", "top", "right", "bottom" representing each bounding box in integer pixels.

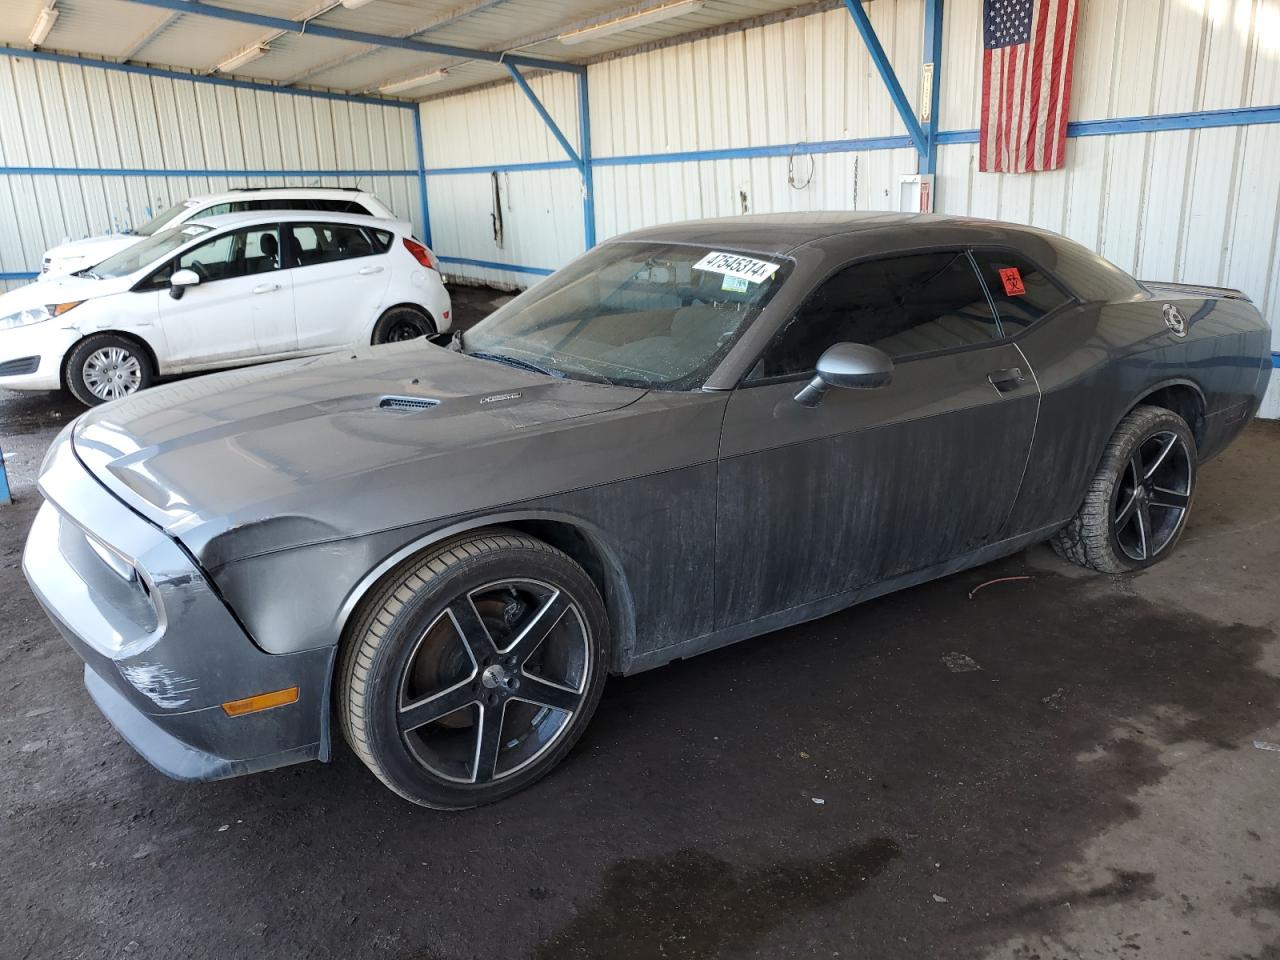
[{"left": 0, "top": 301, "right": 83, "bottom": 330}]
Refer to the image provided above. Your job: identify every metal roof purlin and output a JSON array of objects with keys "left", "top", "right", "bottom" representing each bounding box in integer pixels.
[
  {"left": 0, "top": 46, "right": 416, "bottom": 109},
  {"left": 118, "top": 0, "right": 586, "bottom": 75},
  {"left": 841, "top": 0, "right": 928, "bottom": 158}
]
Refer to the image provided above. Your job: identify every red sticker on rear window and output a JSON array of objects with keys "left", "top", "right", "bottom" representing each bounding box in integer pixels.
[{"left": 999, "top": 267, "right": 1026, "bottom": 296}]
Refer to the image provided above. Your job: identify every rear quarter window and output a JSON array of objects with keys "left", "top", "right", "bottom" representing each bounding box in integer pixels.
[{"left": 970, "top": 251, "right": 1074, "bottom": 333}]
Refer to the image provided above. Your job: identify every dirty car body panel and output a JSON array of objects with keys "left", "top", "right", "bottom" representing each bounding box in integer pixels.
[{"left": 24, "top": 213, "right": 1271, "bottom": 782}]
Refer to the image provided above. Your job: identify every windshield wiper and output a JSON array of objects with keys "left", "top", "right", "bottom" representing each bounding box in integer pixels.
[{"left": 467, "top": 350, "right": 563, "bottom": 379}]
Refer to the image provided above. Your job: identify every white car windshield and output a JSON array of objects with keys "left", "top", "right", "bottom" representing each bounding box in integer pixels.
[
  {"left": 87, "top": 224, "right": 213, "bottom": 279},
  {"left": 462, "top": 242, "right": 789, "bottom": 390},
  {"left": 128, "top": 200, "right": 196, "bottom": 237}
]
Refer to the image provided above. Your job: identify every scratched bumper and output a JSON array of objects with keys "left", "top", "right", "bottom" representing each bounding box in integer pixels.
[{"left": 22, "top": 433, "right": 331, "bottom": 781}]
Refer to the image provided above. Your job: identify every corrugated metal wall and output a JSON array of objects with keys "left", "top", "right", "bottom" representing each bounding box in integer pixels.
[
  {"left": 0, "top": 54, "right": 422, "bottom": 293},
  {"left": 421, "top": 71, "right": 586, "bottom": 288},
  {"left": 419, "top": 0, "right": 1280, "bottom": 415}
]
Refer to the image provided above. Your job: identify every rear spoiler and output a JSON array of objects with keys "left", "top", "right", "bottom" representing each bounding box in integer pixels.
[{"left": 1142, "top": 280, "right": 1252, "bottom": 302}]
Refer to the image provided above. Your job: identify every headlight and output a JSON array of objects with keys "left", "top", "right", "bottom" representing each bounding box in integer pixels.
[{"left": 0, "top": 301, "right": 83, "bottom": 330}]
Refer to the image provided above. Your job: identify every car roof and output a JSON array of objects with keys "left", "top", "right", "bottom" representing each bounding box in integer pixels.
[
  {"left": 183, "top": 211, "right": 408, "bottom": 231},
  {"left": 608, "top": 211, "right": 1069, "bottom": 257},
  {"left": 183, "top": 186, "right": 377, "bottom": 204}
]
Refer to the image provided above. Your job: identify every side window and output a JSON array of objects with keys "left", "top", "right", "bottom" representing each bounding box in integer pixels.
[
  {"left": 347, "top": 202, "right": 372, "bottom": 215},
  {"left": 970, "top": 251, "right": 1073, "bottom": 333},
  {"left": 175, "top": 226, "right": 280, "bottom": 282},
  {"left": 369, "top": 229, "right": 393, "bottom": 253},
  {"left": 755, "top": 252, "right": 1001, "bottom": 379},
  {"left": 202, "top": 203, "right": 233, "bottom": 217},
  {"left": 285, "top": 222, "right": 376, "bottom": 267}
]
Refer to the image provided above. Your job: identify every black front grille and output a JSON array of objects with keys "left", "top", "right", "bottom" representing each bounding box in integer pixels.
[{"left": 0, "top": 356, "right": 39, "bottom": 377}]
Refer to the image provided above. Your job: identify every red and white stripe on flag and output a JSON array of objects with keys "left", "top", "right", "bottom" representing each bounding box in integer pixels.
[{"left": 980, "top": 0, "right": 1081, "bottom": 173}]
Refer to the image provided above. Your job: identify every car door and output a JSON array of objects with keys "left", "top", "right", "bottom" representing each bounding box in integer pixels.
[
  {"left": 284, "top": 221, "right": 393, "bottom": 350},
  {"left": 155, "top": 224, "right": 296, "bottom": 367},
  {"left": 713, "top": 249, "right": 1041, "bottom": 629}
]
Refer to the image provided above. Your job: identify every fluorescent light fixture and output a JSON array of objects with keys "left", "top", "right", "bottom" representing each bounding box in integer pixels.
[
  {"left": 217, "top": 44, "right": 268, "bottom": 73},
  {"left": 28, "top": 5, "right": 58, "bottom": 47},
  {"left": 340, "top": 0, "right": 377, "bottom": 8},
  {"left": 557, "top": 0, "right": 704, "bottom": 45},
  {"left": 379, "top": 69, "right": 448, "bottom": 94}
]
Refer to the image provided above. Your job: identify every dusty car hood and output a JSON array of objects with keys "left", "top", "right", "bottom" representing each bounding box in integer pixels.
[
  {"left": 0, "top": 272, "right": 133, "bottom": 312},
  {"left": 72, "top": 342, "right": 646, "bottom": 565},
  {"left": 43, "top": 234, "right": 140, "bottom": 273}
]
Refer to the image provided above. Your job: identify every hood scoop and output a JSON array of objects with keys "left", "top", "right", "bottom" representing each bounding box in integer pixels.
[{"left": 378, "top": 395, "right": 440, "bottom": 412}]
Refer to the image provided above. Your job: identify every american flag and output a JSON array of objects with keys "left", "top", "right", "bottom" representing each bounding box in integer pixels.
[{"left": 980, "top": 0, "right": 1080, "bottom": 173}]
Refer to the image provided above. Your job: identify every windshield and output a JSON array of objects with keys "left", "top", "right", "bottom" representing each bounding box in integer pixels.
[
  {"left": 463, "top": 242, "right": 789, "bottom": 389},
  {"left": 87, "top": 224, "right": 212, "bottom": 279},
  {"left": 129, "top": 200, "right": 197, "bottom": 237}
]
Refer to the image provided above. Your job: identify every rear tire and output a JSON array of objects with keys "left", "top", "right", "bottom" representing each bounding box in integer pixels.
[
  {"left": 65, "top": 333, "right": 154, "bottom": 407},
  {"left": 338, "top": 529, "right": 609, "bottom": 809},
  {"left": 371, "top": 306, "right": 435, "bottom": 345},
  {"left": 1052, "top": 404, "right": 1197, "bottom": 573}
]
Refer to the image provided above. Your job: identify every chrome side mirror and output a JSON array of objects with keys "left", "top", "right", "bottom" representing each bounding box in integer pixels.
[
  {"left": 169, "top": 268, "right": 200, "bottom": 300},
  {"left": 794, "top": 342, "right": 894, "bottom": 407}
]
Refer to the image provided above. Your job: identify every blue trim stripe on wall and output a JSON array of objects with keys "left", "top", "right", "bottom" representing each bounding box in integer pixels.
[
  {"left": 436, "top": 256, "right": 554, "bottom": 276},
  {"left": 422, "top": 104, "right": 1280, "bottom": 178},
  {"left": 0, "top": 166, "right": 417, "bottom": 178},
  {"left": 0, "top": 272, "right": 39, "bottom": 281}
]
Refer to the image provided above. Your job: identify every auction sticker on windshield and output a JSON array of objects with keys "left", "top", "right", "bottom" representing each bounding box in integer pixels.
[{"left": 693, "top": 251, "right": 781, "bottom": 285}]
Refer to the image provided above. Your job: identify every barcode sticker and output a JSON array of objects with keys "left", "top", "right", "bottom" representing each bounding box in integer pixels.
[{"left": 693, "top": 251, "right": 781, "bottom": 284}]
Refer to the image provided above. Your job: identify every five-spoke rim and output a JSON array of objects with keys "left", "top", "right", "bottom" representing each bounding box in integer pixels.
[
  {"left": 1113, "top": 430, "right": 1192, "bottom": 562},
  {"left": 82, "top": 347, "right": 142, "bottom": 400},
  {"left": 397, "top": 578, "right": 589, "bottom": 785}
]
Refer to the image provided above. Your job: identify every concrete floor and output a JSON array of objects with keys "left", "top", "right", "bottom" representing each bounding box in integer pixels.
[{"left": 1, "top": 299, "right": 1278, "bottom": 959}]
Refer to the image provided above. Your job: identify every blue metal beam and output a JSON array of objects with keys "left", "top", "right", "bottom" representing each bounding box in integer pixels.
[
  {"left": 841, "top": 0, "right": 928, "bottom": 157},
  {"left": 0, "top": 443, "right": 11, "bottom": 505},
  {"left": 577, "top": 71, "right": 596, "bottom": 249},
  {"left": 121, "top": 0, "right": 585, "bottom": 75},
  {"left": 921, "top": 0, "right": 944, "bottom": 174},
  {"left": 411, "top": 108, "right": 433, "bottom": 248},
  {"left": 1, "top": 46, "right": 413, "bottom": 109},
  {"left": 504, "top": 64, "right": 583, "bottom": 169}
]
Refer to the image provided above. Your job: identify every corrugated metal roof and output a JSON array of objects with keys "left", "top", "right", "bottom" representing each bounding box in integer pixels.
[
  {"left": 0, "top": 0, "right": 834, "bottom": 99},
  {"left": 5, "top": 0, "right": 834, "bottom": 99}
]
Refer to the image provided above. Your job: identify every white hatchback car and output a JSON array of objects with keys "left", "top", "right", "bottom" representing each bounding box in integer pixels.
[
  {"left": 41, "top": 187, "right": 397, "bottom": 278},
  {"left": 0, "top": 211, "right": 451, "bottom": 406}
]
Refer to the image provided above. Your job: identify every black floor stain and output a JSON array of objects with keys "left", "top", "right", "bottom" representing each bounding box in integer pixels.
[{"left": 536, "top": 838, "right": 900, "bottom": 960}]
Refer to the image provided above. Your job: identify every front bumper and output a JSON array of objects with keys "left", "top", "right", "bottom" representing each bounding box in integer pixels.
[
  {"left": 22, "top": 435, "right": 334, "bottom": 781},
  {"left": 0, "top": 321, "right": 75, "bottom": 391}
]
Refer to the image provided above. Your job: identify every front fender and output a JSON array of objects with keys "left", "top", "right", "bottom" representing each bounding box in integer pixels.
[{"left": 209, "top": 508, "right": 638, "bottom": 667}]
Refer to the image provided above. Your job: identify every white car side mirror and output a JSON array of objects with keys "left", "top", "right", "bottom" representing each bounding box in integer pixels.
[{"left": 170, "top": 268, "right": 200, "bottom": 300}]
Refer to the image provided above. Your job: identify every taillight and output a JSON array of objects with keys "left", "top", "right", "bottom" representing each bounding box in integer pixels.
[{"left": 403, "top": 237, "right": 438, "bottom": 270}]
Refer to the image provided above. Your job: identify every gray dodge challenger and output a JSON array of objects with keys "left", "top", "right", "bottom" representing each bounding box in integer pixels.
[{"left": 24, "top": 213, "right": 1271, "bottom": 808}]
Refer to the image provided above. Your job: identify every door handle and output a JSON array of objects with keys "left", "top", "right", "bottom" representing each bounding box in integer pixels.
[
  {"left": 358, "top": 265, "right": 384, "bottom": 275},
  {"left": 252, "top": 282, "right": 280, "bottom": 294},
  {"left": 987, "top": 367, "right": 1025, "bottom": 391}
]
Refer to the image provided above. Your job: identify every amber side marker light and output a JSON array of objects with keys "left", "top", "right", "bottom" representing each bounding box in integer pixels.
[{"left": 222, "top": 687, "right": 299, "bottom": 717}]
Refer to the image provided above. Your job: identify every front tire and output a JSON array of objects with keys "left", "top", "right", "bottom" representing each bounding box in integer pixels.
[
  {"left": 65, "top": 334, "right": 154, "bottom": 407},
  {"left": 338, "top": 530, "right": 610, "bottom": 809},
  {"left": 1052, "top": 404, "right": 1197, "bottom": 573},
  {"left": 371, "top": 306, "right": 435, "bottom": 344}
]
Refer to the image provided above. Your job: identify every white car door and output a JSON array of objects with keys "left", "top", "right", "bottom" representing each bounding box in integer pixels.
[
  {"left": 156, "top": 224, "right": 297, "bottom": 368},
  {"left": 285, "top": 222, "right": 393, "bottom": 350}
]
